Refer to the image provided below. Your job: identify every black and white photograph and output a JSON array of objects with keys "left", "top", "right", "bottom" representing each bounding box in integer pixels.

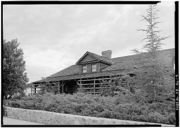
[{"left": 2, "top": 1, "right": 177, "bottom": 126}]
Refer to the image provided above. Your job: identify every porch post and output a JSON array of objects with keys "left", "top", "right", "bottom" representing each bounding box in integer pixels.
[
  {"left": 58, "top": 82, "right": 60, "bottom": 94},
  {"left": 62, "top": 83, "right": 64, "bottom": 93},
  {"left": 31, "top": 84, "right": 33, "bottom": 95},
  {"left": 35, "top": 85, "right": 37, "bottom": 94},
  {"left": 94, "top": 79, "right": 95, "bottom": 95}
]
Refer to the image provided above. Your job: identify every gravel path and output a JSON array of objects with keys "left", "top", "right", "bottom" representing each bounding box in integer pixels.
[{"left": 3, "top": 117, "right": 43, "bottom": 125}]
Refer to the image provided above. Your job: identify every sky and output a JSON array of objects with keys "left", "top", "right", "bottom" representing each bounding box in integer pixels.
[{"left": 3, "top": 1, "right": 175, "bottom": 83}]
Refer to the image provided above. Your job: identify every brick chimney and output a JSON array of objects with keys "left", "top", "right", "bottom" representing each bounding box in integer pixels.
[{"left": 101, "top": 50, "right": 112, "bottom": 59}]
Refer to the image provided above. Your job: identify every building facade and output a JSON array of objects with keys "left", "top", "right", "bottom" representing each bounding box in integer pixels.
[{"left": 31, "top": 48, "right": 175, "bottom": 95}]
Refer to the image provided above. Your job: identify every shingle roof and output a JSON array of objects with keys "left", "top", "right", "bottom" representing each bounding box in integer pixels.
[
  {"left": 104, "top": 48, "right": 175, "bottom": 71},
  {"left": 33, "top": 48, "right": 175, "bottom": 83},
  {"left": 49, "top": 65, "right": 80, "bottom": 78}
]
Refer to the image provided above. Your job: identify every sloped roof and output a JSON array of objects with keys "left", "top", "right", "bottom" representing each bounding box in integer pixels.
[
  {"left": 76, "top": 51, "right": 112, "bottom": 65},
  {"left": 33, "top": 48, "right": 175, "bottom": 83},
  {"left": 49, "top": 65, "right": 80, "bottom": 78}
]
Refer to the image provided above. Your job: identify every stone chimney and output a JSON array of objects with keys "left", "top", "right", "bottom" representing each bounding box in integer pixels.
[{"left": 101, "top": 50, "right": 112, "bottom": 59}]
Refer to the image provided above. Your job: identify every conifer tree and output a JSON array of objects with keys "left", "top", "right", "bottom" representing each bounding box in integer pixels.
[{"left": 134, "top": 5, "right": 168, "bottom": 102}]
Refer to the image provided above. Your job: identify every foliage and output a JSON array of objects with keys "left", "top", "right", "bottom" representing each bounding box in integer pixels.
[
  {"left": 3, "top": 105, "right": 7, "bottom": 116},
  {"left": 3, "top": 39, "right": 29, "bottom": 99},
  {"left": 100, "top": 77, "right": 135, "bottom": 97},
  {"left": 40, "top": 82, "right": 63, "bottom": 95},
  {"left": 135, "top": 5, "right": 168, "bottom": 54},
  {"left": 132, "top": 5, "right": 170, "bottom": 103},
  {"left": 6, "top": 93, "right": 175, "bottom": 124}
]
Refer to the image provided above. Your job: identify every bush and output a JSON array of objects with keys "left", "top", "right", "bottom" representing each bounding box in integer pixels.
[
  {"left": 96, "top": 110, "right": 114, "bottom": 118},
  {"left": 21, "top": 100, "right": 35, "bottom": 109},
  {"left": 3, "top": 105, "right": 7, "bottom": 116},
  {"left": 167, "top": 113, "right": 176, "bottom": 124},
  {"left": 5, "top": 93, "right": 175, "bottom": 125},
  {"left": 7, "top": 100, "right": 21, "bottom": 108},
  {"left": 147, "top": 112, "right": 166, "bottom": 123}
]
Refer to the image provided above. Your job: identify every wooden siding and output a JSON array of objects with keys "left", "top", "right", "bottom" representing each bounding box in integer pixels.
[
  {"left": 96, "top": 63, "right": 100, "bottom": 72},
  {"left": 87, "top": 64, "right": 92, "bottom": 73}
]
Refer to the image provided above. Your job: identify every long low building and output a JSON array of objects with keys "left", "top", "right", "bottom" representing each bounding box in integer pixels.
[{"left": 31, "top": 48, "right": 175, "bottom": 95}]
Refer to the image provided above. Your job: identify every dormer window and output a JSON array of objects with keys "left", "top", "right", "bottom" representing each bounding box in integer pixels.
[
  {"left": 92, "top": 64, "right": 97, "bottom": 72},
  {"left": 82, "top": 65, "right": 87, "bottom": 73}
]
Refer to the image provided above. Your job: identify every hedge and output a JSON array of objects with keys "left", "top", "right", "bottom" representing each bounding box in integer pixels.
[{"left": 5, "top": 92, "right": 175, "bottom": 125}]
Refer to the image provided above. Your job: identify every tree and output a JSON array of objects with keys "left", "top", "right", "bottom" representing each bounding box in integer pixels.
[
  {"left": 3, "top": 39, "right": 29, "bottom": 99},
  {"left": 133, "top": 5, "right": 168, "bottom": 102},
  {"left": 134, "top": 5, "right": 168, "bottom": 54}
]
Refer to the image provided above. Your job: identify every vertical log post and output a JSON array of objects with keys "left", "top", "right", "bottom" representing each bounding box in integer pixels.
[
  {"left": 58, "top": 82, "right": 60, "bottom": 94},
  {"left": 34, "top": 85, "right": 36, "bottom": 94},
  {"left": 100, "top": 79, "right": 102, "bottom": 94},
  {"left": 94, "top": 79, "right": 95, "bottom": 95},
  {"left": 80, "top": 79, "right": 82, "bottom": 92},
  {"left": 62, "top": 83, "right": 64, "bottom": 93},
  {"left": 31, "top": 84, "right": 32, "bottom": 95},
  {"left": 59, "top": 81, "right": 62, "bottom": 93}
]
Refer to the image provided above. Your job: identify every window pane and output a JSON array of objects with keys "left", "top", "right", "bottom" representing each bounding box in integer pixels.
[
  {"left": 83, "top": 65, "right": 87, "bottom": 73},
  {"left": 92, "top": 64, "right": 97, "bottom": 72}
]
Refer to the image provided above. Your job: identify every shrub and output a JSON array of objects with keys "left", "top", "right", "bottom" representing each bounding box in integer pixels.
[
  {"left": 61, "top": 104, "right": 76, "bottom": 114},
  {"left": 7, "top": 100, "right": 21, "bottom": 108},
  {"left": 93, "top": 104, "right": 104, "bottom": 112},
  {"left": 167, "top": 113, "right": 176, "bottom": 124},
  {"left": 3, "top": 105, "right": 7, "bottom": 116},
  {"left": 148, "top": 102, "right": 168, "bottom": 115},
  {"left": 147, "top": 112, "right": 166, "bottom": 123},
  {"left": 21, "top": 100, "right": 35, "bottom": 109},
  {"left": 81, "top": 108, "right": 93, "bottom": 116},
  {"left": 5, "top": 93, "right": 175, "bottom": 125},
  {"left": 96, "top": 110, "right": 114, "bottom": 118},
  {"left": 134, "top": 93, "right": 147, "bottom": 104},
  {"left": 73, "top": 103, "right": 89, "bottom": 113},
  {"left": 131, "top": 114, "right": 148, "bottom": 122}
]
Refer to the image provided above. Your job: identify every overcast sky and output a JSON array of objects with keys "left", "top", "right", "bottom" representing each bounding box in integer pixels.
[{"left": 3, "top": 1, "right": 175, "bottom": 83}]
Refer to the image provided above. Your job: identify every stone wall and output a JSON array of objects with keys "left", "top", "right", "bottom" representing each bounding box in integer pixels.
[{"left": 5, "top": 106, "right": 173, "bottom": 126}]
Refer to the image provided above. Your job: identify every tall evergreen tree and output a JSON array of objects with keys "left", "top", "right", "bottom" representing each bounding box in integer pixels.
[
  {"left": 3, "top": 39, "right": 29, "bottom": 99},
  {"left": 134, "top": 5, "right": 168, "bottom": 54},
  {"left": 134, "top": 5, "right": 168, "bottom": 102}
]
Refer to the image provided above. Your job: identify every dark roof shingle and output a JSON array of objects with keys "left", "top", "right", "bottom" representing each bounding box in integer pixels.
[{"left": 33, "top": 48, "right": 175, "bottom": 83}]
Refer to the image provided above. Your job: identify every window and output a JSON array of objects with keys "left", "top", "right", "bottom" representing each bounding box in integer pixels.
[
  {"left": 92, "top": 64, "right": 97, "bottom": 72},
  {"left": 82, "top": 65, "right": 87, "bottom": 73}
]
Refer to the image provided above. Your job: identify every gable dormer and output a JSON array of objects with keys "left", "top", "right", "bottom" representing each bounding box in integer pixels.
[
  {"left": 76, "top": 52, "right": 98, "bottom": 65},
  {"left": 76, "top": 51, "right": 112, "bottom": 74}
]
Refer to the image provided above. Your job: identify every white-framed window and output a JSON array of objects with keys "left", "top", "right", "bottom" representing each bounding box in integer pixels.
[
  {"left": 92, "top": 64, "right": 97, "bottom": 72},
  {"left": 82, "top": 65, "right": 87, "bottom": 73}
]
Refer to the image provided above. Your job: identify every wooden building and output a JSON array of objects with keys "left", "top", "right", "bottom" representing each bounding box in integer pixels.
[{"left": 32, "top": 48, "right": 175, "bottom": 95}]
